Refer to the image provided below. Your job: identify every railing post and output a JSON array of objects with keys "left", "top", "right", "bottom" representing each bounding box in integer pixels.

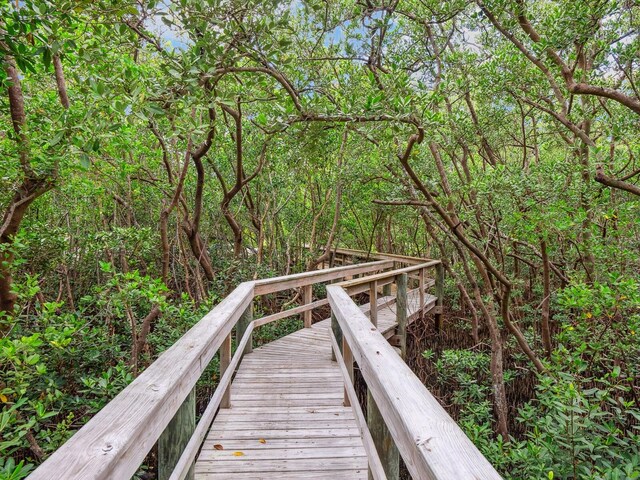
[
  {"left": 236, "top": 301, "right": 253, "bottom": 355},
  {"left": 303, "top": 284, "right": 313, "bottom": 328},
  {"left": 220, "top": 333, "right": 232, "bottom": 408},
  {"left": 382, "top": 280, "right": 391, "bottom": 297},
  {"left": 369, "top": 280, "right": 378, "bottom": 327},
  {"left": 158, "top": 389, "right": 195, "bottom": 480},
  {"left": 342, "top": 336, "right": 353, "bottom": 407},
  {"left": 331, "top": 312, "right": 342, "bottom": 362},
  {"left": 435, "top": 262, "right": 444, "bottom": 332},
  {"left": 396, "top": 273, "right": 408, "bottom": 360},
  {"left": 367, "top": 392, "right": 399, "bottom": 480},
  {"left": 419, "top": 267, "right": 425, "bottom": 311}
]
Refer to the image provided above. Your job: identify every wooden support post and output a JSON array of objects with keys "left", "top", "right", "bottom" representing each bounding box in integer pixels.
[
  {"left": 342, "top": 337, "right": 353, "bottom": 407},
  {"left": 419, "top": 267, "right": 425, "bottom": 311},
  {"left": 331, "top": 312, "right": 342, "bottom": 362},
  {"left": 159, "top": 389, "right": 195, "bottom": 480},
  {"left": 303, "top": 285, "right": 313, "bottom": 328},
  {"left": 382, "top": 281, "right": 391, "bottom": 296},
  {"left": 367, "top": 391, "right": 399, "bottom": 480},
  {"left": 435, "top": 262, "right": 444, "bottom": 332},
  {"left": 396, "top": 273, "right": 408, "bottom": 360},
  {"left": 369, "top": 280, "right": 378, "bottom": 327},
  {"left": 236, "top": 302, "right": 253, "bottom": 355},
  {"left": 220, "top": 333, "right": 232, "bottom": 408}
]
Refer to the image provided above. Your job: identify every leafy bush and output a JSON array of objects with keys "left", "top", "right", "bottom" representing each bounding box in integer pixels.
[{"left": 425, "top": 277, "right": 640, "bottom": 479}]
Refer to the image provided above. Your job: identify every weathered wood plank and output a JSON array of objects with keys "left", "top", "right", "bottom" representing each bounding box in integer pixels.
[
  {"left": 253, "top": 298, "right": 328, "bottom": 327},
  {"left": 254, "top": 260, "right": 393, "bottom": 295},
  {"left": 194, "top": 457, "right": 367, "bottom": 472},
  {"left": 194, "top": 468, "right": 367, "bottom": 480},
  {"left": 192, "top": 470, "right": 367, "bottom": 480},
  {"left": 336, "top": 260, "right": 440, "bottom": 290}
]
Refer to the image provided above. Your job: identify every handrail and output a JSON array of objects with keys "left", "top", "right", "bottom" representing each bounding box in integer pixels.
[
  {"left": 335, "top": 260, "right": 440, "bottom": 289},
  {"left": 29, "top": 259, "right": 397, "bottom": 480},
  {"left": 29, "top": 281, "right": 254, "bottom": 480},
  {"left": 330, "top": 246, "right": 435, "bottom": 265},
  {"left": 254, "top": 259, "right": 393, "bottom": 295},
  {"left": 327, "top": 284, "right": 502, "bottom": 480}
]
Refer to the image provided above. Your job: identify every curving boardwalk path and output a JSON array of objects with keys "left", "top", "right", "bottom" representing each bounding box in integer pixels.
[{"left": 195, "top": 290, "right": 436, "bottom": 479}]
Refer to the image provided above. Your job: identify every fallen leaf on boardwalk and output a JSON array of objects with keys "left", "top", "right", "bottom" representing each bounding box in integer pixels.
[
  {"left": 259, "top": 438, "right": 266, "bottom": 444},
  {"left": 213, "top": 444, "right": 223, "bottom": 450},
  {"left": 232, "top": 451, "right": 245, "bottom": 456}
]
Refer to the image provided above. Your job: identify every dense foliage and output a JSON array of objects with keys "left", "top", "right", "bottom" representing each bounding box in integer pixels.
[{"left": 1, "top": 0, "right": 639, "bottom": 478}]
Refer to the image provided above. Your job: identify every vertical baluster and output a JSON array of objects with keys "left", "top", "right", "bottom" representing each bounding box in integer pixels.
[
  {"left": 303, "top": 284, "right": 313, "bottom": 328},
  {"left": 419, "top": 267, "right": 425, "bottom": 311},
  {"left": 369, "top": 280, "right": 378, "bottom": 327},
  {"left": 342, "top": 337, "right": 353, "bottom": 406},
  {"left": 396, "top": 273, "right": 408, "bottom": 360},
  {"left": 236, "top": 302, "right": 253, "bottom": 355},
  {"left": 220, "top": 333, "right": 232, "bottom": 408},
  {"left": 435, "top": 262, "right": 444, "bottom": 332},
  {"left": 382, "top": 279, "right": 391, "bottom": 297},
  {"left": 331, "top": 312, "right": 342, "bottom": 362},
  {"left": 367, "top": 392, "right": 399, "bottom": 480}
]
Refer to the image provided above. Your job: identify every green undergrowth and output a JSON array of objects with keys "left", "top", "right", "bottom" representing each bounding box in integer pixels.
[{"left": 424, "top": 277, "right": 640, "bottom": 480}]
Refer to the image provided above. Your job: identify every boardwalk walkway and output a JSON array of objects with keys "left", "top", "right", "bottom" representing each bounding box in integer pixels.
[
  {"left": 195, "top": 290, "right": 435, "bottom": 479},
  {"left": 29, "top": 249, "right": 502, "bottom": 480}
]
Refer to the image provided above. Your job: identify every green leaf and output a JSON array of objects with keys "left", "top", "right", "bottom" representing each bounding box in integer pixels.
[{"left": 79, "top": 153, "right": 91, "bottom": 169}]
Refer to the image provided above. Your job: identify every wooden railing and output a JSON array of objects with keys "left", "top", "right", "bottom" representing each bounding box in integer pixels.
[
  {"left": 28, "top": 259, "right": 397, "bottom": 480},
  {"left": 327, "top": 274, "right": 503, "bottom": 479}
]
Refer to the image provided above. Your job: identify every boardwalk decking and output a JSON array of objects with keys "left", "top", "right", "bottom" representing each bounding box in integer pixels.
[{"left": 195, "top": 290, "right": 436, "bottom": 479}]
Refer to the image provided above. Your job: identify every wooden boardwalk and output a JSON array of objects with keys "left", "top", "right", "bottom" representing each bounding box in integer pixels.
[
  {"left": 195, "top": 290, "right": 436, "bottom": 479},
  {"left": 30, "top": 250, "right": 502, "bottom": 480}
]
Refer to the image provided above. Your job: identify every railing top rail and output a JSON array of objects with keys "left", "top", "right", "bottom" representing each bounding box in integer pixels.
[
  {"left": 254, "top": 259, "right": 393, "bottom": 295},
  {"left": 327, "top": 284, "right": 502, "bottom": 480},
  {"left": 303, "top": 245, "right": 437, "bottom": 265},
  {"left": 335, "top": 260, "right": 441, "bottom": 290},
  {"left": 331, "top": 246, "right": 435, "bottom": 265}
]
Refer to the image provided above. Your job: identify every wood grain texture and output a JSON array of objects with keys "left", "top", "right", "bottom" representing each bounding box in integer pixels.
[{"left": 327, "top": 246, "right": 436, "bottom": 266}]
